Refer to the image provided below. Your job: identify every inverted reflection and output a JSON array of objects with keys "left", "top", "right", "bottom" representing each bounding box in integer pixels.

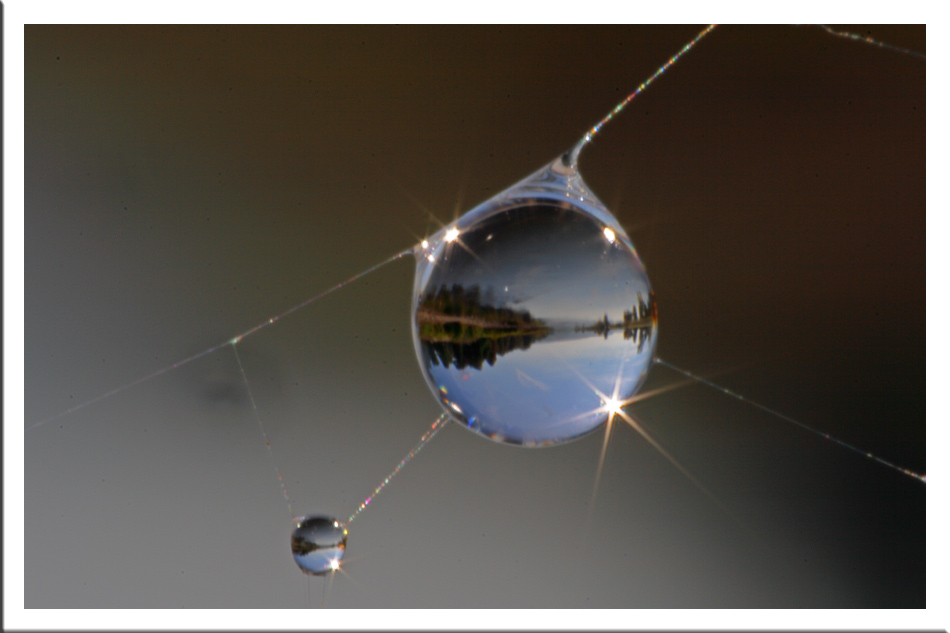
[{"left": 412, "top": 158, "right": 657, "bottom": 446}]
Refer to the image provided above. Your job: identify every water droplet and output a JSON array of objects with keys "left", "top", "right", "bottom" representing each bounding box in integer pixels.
[
  {"left": 412, "top": 156, "right": 657, "bottom": 446},
  {"left": 290, "top": 515, "right": 347, "bottom": 576}
]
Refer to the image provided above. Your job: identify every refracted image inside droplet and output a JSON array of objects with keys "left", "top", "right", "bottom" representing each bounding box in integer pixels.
[
  {"left": 291, "top": 515, "right": 347, "bottom": 575},
  {"left": 412, "top": 157, "right": 657, "bottom": 446}
]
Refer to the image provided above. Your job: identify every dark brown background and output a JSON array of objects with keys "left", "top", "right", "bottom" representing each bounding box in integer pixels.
[{"left": 26, "top": 25, "right": 924, "bottom": 607}]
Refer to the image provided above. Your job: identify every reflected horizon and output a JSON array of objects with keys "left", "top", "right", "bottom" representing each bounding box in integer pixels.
[{"left": 417, "top": 281, "right": 657, "bottom": 371}]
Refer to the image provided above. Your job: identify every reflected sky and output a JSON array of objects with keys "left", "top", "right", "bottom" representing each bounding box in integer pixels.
[{"left": 424, "top": 202, "right": 651, "bottom": 324}]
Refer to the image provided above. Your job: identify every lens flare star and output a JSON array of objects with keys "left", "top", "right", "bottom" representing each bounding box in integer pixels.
[{"left": 561, "top": 357, "right": 721, "bottom": 521}]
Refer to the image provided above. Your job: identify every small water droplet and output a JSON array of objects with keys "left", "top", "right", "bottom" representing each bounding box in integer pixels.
[{"left": 291, "top": 515, "right": 347, "bottom": 576}]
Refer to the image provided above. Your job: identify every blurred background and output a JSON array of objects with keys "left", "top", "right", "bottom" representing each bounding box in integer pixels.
[{"left": 25, "top": 25, "right": 924, "bottom": 608}]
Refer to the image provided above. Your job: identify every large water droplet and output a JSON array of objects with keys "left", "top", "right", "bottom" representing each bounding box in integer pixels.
[
  {"left": 412, "top": 156, "right": 657, "bottom": 446},
  {"left": 291, "top": 515, "right": 347, "bottom": 575}
]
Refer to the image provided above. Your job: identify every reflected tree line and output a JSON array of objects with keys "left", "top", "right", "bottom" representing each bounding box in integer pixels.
[
  {"left": 576, "top": 291, "right": 656, "bottom": 354},
  {"left": 416, "top": 283, "right": 656, "bottom": 371},
  {"left": 416, "top": 283, "right": 551, "bottom": 371},
  {"left": 291, "top": 534, "right": 345, "bottom": 557}
]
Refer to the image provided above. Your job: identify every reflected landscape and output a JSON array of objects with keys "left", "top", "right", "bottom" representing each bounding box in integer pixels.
[
  {"left": 412, "top": 169, "right": 658, "bottom": 446},
  {"left": 417, "top": 282, "right": 552, "bottom": 371}
]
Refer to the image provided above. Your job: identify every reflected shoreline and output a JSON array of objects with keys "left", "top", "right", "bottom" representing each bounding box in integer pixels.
[{"left": 416, "top": 284, "right": 656, "bottom": 371}]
